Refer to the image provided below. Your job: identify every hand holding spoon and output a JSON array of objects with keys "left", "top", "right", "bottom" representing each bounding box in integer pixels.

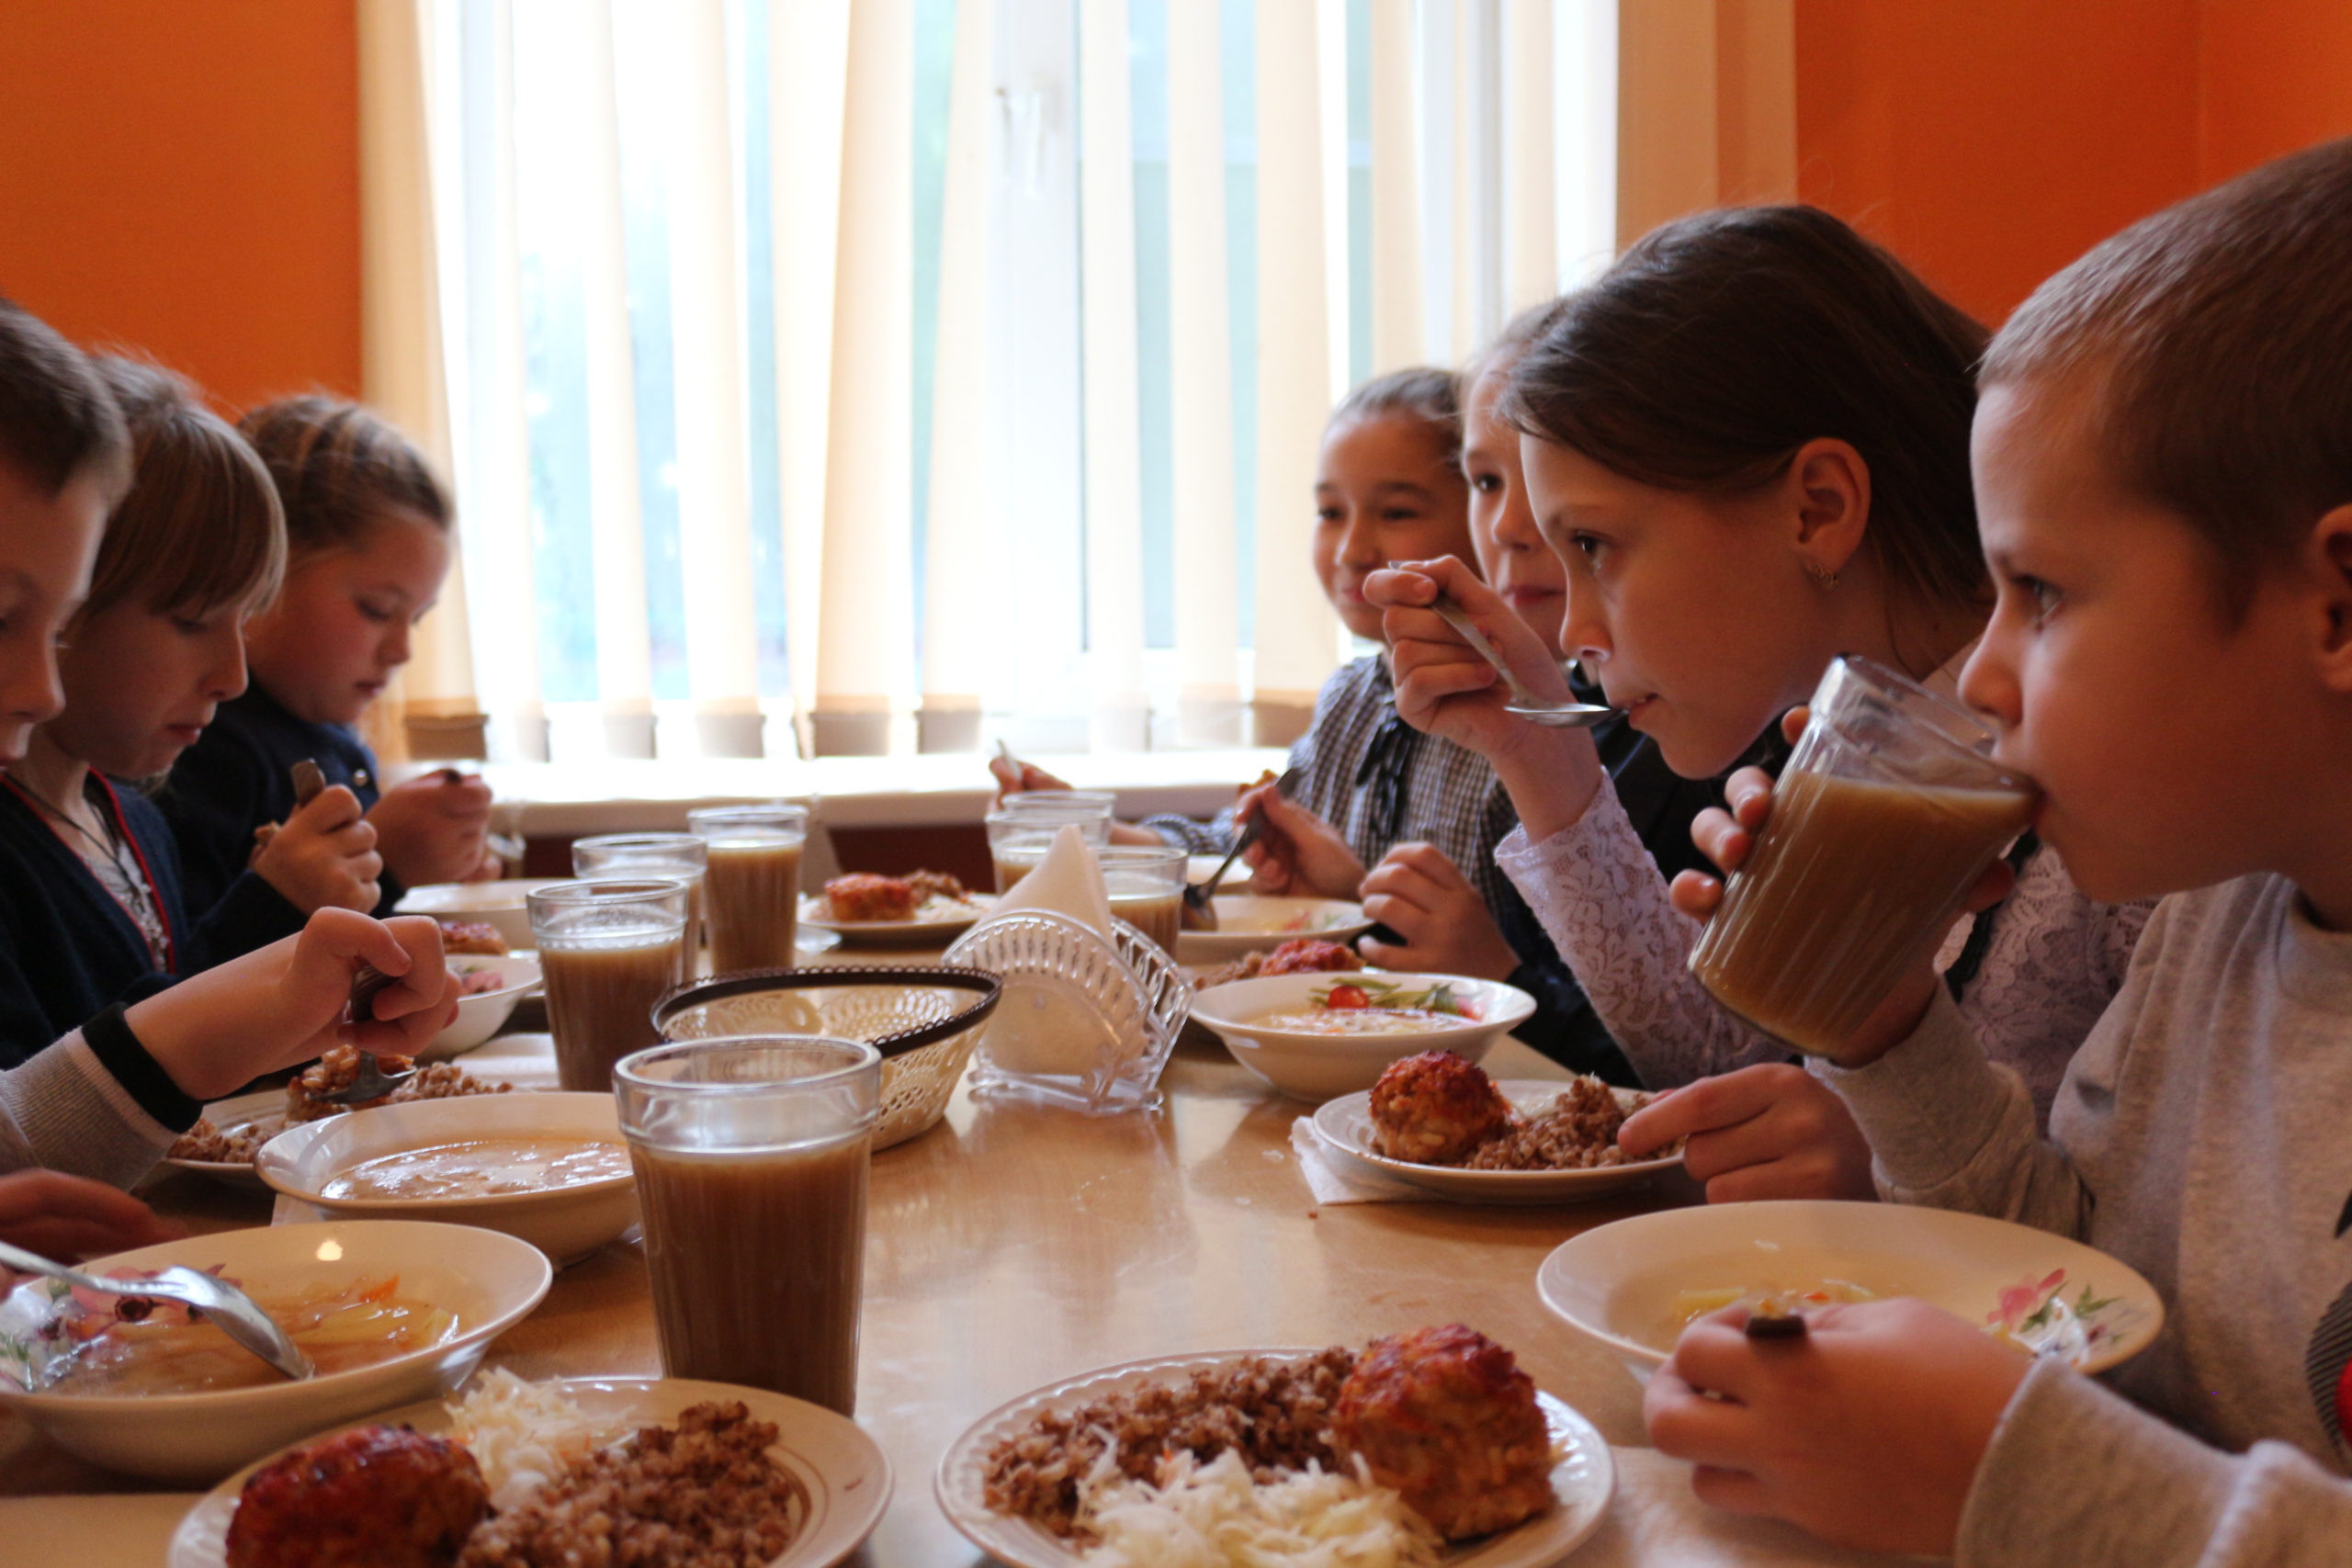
[{"left": 1424, "top": 591, "right": 1620, "bottom": 728}]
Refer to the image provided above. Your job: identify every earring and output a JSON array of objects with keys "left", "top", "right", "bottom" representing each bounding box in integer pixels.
[{"left": 1805, "top": 562, "right": 1840, "bottom": 591}]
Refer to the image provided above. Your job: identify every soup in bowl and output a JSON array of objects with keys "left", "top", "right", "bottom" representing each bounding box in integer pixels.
[
  {"left": 257, "top": 1093, "right": 639, "bottom": 1266},
  {"left": 0, "top": 1220, "right": 549, "bottom": 1482},
  {"left": 1189, "top": 971, "right": 1535, "bottom": 1100}
]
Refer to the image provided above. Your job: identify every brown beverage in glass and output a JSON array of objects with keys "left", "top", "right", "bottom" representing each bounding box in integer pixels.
[
  {"left": 1687, "top": 657, "right": 2038, "bottom": 1058},
  {"left": 629, "top": 1134, "right": 868, "bottom": 1413},
  {"left": 689, "top": 806, "right": 808, "bottom": 973},
  {"left": 1689, "top": 771, "right": 2036, "bottom": 1053},
  {"left": 1108, "top": 891, "right": 1183, "bottom": 953},
  {"left": 529, "top": 880, "right": 691, "bottom": 1092},
  {"left": 616, "top": 1037, "right": 880, "bottom": 1416},
  {"left": 571, "top": 834, "right": 708, "bottom": 951}
]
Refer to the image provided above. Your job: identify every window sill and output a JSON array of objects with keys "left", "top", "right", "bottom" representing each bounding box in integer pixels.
[{"left": 413, "top": 749, "right": 1290, "bottom": 839}]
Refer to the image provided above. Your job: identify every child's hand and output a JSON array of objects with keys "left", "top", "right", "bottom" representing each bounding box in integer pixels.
[
  {"left": 1645, "top": 1296, "right": 2030, "bottom": 1555},
  {"left": 1667, "top": 707, "right": 2014, "bottom": 1067},
  {"left": 127, "top": 909, "right": 458, "bottom": 1101},
  {"left": 0, "top": 1171, "right": 185, "bottom": 1267},
  {"left": 251, "top": 784, "right": 382, "bottom": 913},
  {"left": 1239, "top": 787, "right": 1366, "bottom": 899},
  {"left": 1369, "top": 558, "right": 1574, "bottom": 758},
  {"left": 368, "top": 771, "right": 494, "bottom": 889},
  {"left": 1617, "top": 1064, "right": 1876, "bottom": 1202},
  {"left": 988, "top": 755, "right": 1074, "bottom": 805},
  {"left": 1356, "top": 844, "right": 1519, "bottom": 978}
]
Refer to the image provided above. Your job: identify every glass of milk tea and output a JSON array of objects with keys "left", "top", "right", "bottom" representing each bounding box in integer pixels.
[
  {"left": 686, "top": 804, "right": 810, "bottom": 975},
  {"left": 615, "top": 1035, "right": 880, "bottom": 1416},
  {"left": 986, "top": 802, "right": 1113, "bottom": 896},
  {"left": 1097, "top": 844, "right": 1189, "bottom": 955},
  {"left": 572, "top": 832, "right": 708, "bottom": 951},
  {"left": 529, "top": 878, "right": 693, "bottom": 1092},
  {"left": 1687, "top": 655, "right": 2038, "bottom": 1058}
]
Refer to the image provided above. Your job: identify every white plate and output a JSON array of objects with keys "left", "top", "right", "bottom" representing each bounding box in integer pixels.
[
  {"left": 1173, "top": 896, "right": 1374, "bottom": 964},
  {"left": 167, "top": 1375, "right": 891, "bottom": 1568},
  {"left": 159, "top": 1089, "right": 286, "bottom": 1190},
  {"left": 1536, "top": 1200, "right": 2167, "bottom": 1377},
  {"left": 396, "top": 878, "right": 563, "bottom": 955},
  {"left": 163, "top": 1049, "right": 557, "bottom": 1189},
  {"left": 2, "top": 1221, "right": 550, "bottom": 1483},
  {"left": 1190, "top": 971, "right": 1536, "bottom": 1101},
  {"left": 256, "top": 1092, "right": 639, "bottom": 1266},
  {"left": 934, "top": 1348, "right": 1612, "bottom": 1568},
  {"left": 800, "top": 891, "right": 993, "bottom": 945},
  {"left": 423, "top": 951, "right": 544, "bottom": 1060},
  {"left": 1312, "top": 1080, "right": 1681, "bottom": 1204}
]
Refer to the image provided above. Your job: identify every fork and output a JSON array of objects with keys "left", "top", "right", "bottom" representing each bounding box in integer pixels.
[
  {"left": 1183, "top": 767, "right": 1303, "bottom": 919},
  {"left": 0, "top": 1240, "right": 313, "bottom": 1381}
]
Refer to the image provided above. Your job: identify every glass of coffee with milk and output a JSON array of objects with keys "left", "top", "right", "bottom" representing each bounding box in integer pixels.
[{"left": 1687, "top": 655, "right": 2038, "bottom": 1059}]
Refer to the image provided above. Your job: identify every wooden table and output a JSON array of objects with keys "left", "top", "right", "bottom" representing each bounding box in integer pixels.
[{"left": 0, "top": 960, "right": 1893, "bottom": 1565}]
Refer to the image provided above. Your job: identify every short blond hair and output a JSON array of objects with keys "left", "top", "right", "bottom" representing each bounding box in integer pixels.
[
  {"left": 1984, "top": 137, "right": 2352, "bottom": 622},
  {"left": 82, "top": 357, "right": 284, "bottom": 623}
]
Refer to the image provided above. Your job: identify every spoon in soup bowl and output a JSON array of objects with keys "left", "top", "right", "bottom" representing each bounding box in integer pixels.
[{"left": 0, "top": 1240, "right": 313, "bottom": 1382}]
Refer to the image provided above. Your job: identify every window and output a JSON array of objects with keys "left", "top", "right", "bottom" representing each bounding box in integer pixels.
[{"left": 416, "top": 0, "right": 1618, "bottom": 762}]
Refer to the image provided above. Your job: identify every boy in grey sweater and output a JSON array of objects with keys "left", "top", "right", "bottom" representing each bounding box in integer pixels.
[{"left": 1639, "top": 141, "right": 2352, "bottom": 1564}]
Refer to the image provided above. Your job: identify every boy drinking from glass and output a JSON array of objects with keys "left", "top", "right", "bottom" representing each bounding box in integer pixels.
[{"left": 1645, "top": 140, "right": 2352, "bottom": 1562}]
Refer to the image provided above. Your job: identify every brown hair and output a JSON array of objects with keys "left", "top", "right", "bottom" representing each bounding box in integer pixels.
[
  {"left": 0, "top": 297, "right": 130, "bottom": 502},
  {"left": 237, "top": 395, "right": 452, "bottom": 559},
  {"left": 1329, "top": 367, "right": 1464, "bottom": 470},
  {"left": 81, "top": 357, "right": 284, "bottom": 623},
  {"left": 1984, "top": 137, "right": 2352, "bottom": 623},
  {"left": 1464, "top": 299, "right": 1566, "bottom": 396},
  {"left": 1498, "top": 206, "right": 1990, "bottom": 618}
]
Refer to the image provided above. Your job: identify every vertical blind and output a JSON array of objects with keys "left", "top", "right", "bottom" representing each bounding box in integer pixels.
[{"left": 360, "top": 0, "right": 1795, "bottom": 765}]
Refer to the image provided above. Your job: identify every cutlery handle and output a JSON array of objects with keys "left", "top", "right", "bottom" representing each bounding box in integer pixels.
[
  {"left": 0, "top": 1239, "right": 105, "bottom": 1293},
  {"left": 1427, "top": 594, "right": 1537, "bottom": 706}
]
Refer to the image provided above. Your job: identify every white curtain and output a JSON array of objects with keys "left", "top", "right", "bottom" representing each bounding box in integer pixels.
[{"left": 363, "top": 0, "right": 1791, "bottom": 762}]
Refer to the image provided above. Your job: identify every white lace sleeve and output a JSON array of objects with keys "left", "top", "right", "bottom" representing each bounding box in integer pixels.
[{"left": 1494, "top": 793, "right": 1783, "bottom": 1088}]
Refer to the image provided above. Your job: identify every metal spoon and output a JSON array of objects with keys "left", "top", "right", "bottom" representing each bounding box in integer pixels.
[
  {"left": 1425, "top": 591, "right": 1621, "bottom": 728},
  {"left": 1183, "top": 767, "right": 1304, "bottom": 922},
  {"left": 0, "top": 1240, "right": 314, "bottom": 1382}
]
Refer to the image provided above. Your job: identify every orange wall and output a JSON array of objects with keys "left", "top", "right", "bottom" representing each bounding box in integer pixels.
[
  {"left": 1792, "top": 0, "right": 2203, "bottom": 329},
  {"left": 2197, "top": 0, "right": 2352, "bottom": 186},
  {"left": 0, "top": 2, "right": 361, "bottom": 412},
  {"left": 1792, "top": 0, "right": 2352, "bottom": 329}
]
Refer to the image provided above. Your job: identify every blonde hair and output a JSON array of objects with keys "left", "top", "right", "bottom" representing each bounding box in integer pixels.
[
  {"left": 81, "top": 357, "right": 284, "bottom": 624},
  {"left": 237, "top": 395, "right": 452, "bottom": 561}
]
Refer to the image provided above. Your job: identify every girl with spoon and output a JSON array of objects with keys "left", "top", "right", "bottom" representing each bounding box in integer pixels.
[{"left": 1369, "top": 207, "right": 2150, "bottom": 1201}]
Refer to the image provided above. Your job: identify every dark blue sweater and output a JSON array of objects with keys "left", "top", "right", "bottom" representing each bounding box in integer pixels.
[
  {"left": 0, "top": 775, "right": 303, "bottom": 1068},
  {"left": 158, "top": 685, "right": 406, "bottom": 950}
]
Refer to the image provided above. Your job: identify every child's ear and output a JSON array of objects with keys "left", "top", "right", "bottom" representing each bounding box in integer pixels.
[
  {"left": 2314, "top": 502, "right": 2352, "bottom": 694},
  {"left": 1787, "top": 438, "right": 1871, "bottom": 580}
]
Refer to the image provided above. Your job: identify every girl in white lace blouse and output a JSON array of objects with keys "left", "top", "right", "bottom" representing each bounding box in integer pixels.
[{"left": 1367, "top": 207, "right": 2150, "bottom": 1201}]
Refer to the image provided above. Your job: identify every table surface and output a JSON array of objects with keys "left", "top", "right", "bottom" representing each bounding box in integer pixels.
[{"left": 0, "top": 942, "right": 1893, "bottom": 1567}]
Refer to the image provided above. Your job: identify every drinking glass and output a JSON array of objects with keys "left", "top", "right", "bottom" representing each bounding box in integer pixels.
[
  {"left": 1687, "top": 655, "right": 2039, "bottom": 1057},
  {"left": 687, "top": 804, "right": 809, "bottom": 974},
  {"left": 986, "top": 807, "right": 1112, "bottom": 895},
  {"left": 528, "top": 879, "right": 692, "bottom": 1092},
  {"left": 615, "top": 1035, "right": 880, "bottom": 1415},
  {"left": 1097, "top": 844, "right": 1188, "bottom": 954},
  {"left": 572, "top": 832, "right": 708, "bottom": 952},
  {"left": 1001, "top": 789, "right": 1119, "bottom": 817}
]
